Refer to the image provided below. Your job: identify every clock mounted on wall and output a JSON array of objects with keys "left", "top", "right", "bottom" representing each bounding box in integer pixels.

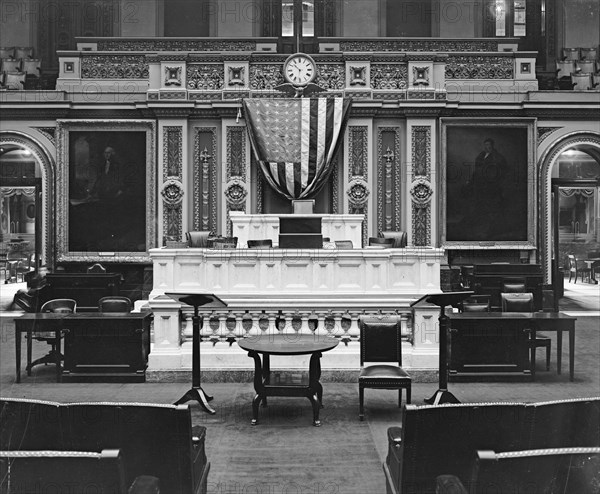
[{"left": 283, "top": 53, "right": 317, "bottom": 86}]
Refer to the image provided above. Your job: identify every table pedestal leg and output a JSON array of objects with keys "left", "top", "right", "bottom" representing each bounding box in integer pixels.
[
  {"left": 175, "top": 387, "right": 215, "bottom": 414},
  {"left": 249, "top": 351, "right": 264, "bottom": 425},
  {"left": 308, "top": 352, "right": 324, "bottom": 426},
  {"left": 425, "top": 312, "right": 460, "bottom": 405}
]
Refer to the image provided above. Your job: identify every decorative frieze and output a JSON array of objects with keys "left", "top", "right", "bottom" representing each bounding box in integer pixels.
[
  {"left": 81, "top": 55, "right": 148, "bottom": 79},
  {"left": 371, "top": 64, "right": 408, "bottom": 90},
  {"left": 187, "top": 64, "right": 224, "bottom": 90},
  {"left": 316, "top": 64, "right": 345, "bottom": 90},
  {"left": 97, "top": 40, "right": 256, "bottom": 52},
  {"left": 340, "top": 39, "right": 499, "bottom": 52},
  {"left": 446, "top": 56, "right": 513, "bottom": 79},
  {"left": 250, "top": 64, "right": 284, "bottom": 90},
  {"left": 162, "top": 127, "right": 183, "bottom": 242}
]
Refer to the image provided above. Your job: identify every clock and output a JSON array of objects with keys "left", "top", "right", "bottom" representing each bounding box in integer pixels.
[{"left": 283, "top": 53, "right": 317, "bottom": 86}]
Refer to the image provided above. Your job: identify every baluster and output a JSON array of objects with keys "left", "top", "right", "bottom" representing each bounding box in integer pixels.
[
  {"left": 300, "top": 311, "right": 311, "bottom": 335},
  {"left": 314, "top": 311, "right": 328, "bottom": 337},
  {"left": 182, "top": 312, "right": 193, "bottom": 342},
  {"left": 346, "top": 311, "right": 361, "bottom": 340}
]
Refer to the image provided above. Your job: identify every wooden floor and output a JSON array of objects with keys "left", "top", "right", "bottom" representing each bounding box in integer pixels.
[{"left": 1, "top": 280, "right": 598, "bottom": 493}]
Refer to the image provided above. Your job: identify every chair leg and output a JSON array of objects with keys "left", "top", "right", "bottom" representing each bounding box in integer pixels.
[
  {"left": 546, "top": 344, "right": 551, "bottom": 371},
  {"left": 359, "top": 386, "right": 364, "bottom": 421},
  {"left": 398, "top": 389, "right": 402, "bottom": 408},
  {"left": 406, "top": 386, "right": 411, "bottom": 404}
]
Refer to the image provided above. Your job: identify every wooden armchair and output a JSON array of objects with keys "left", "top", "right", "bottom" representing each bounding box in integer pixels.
[
  {"left": 567, "top": 254, "right": 592, "bottom": 283},
  {"left": 381, "top": 231, "right": 408, "bottom": 248}
]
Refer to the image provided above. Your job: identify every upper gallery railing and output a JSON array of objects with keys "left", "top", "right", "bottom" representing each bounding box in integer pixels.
[{"left": 48, "top": 36, "right": 537, "bottom": 103}]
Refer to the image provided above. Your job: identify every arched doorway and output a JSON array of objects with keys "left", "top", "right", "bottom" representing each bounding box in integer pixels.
[
  {"left": 0, "top": 133, "right": 55, "bottom": 278},
  {"left": 539, "top": 132, "right": 600, "bottom": 284}
]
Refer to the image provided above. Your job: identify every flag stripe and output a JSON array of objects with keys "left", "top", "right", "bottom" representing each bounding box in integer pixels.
[{"left": 243, "top": 98, "right": 351, "bottom": 200}]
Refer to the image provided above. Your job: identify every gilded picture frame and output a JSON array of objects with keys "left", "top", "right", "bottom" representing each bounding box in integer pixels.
[
  {"left": 56, "top": 120, "right": 156, "bottom": 263},
  {"left": 440, "top": 118, "right": 536, "bottom": 248}
]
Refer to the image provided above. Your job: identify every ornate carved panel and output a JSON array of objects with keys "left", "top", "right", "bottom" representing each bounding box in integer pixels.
[
  {"left": 340, "top": 39, "right": 498, "bottom": 52},
  {"left": 193, "top": 128, "right": 217, "bottom": 233},
  {"left": 371, "top": 64, "right": 408, "bottom": 90},
  {"left": 315, "top": 64, "right": 345, "bottom": 90},
  {"left": 187, "top": 64, "right": 225, "bottom": 90},
  {"left": 411, "top": 126, "right": 432, "bottom": 246},
  {"left": 347, "top": 126, "right": 369, "bottom": 246},
  {"left": 162, "top": 126, "right": 183, "bottom": 242},
  {"left": 225, "top": 127, "right": 247, "bottom": 234},
  {"left": 250, "top": 65, "right": 284, "bottom": 90},
  {"left": 81, "top": 55, "right": 148, "bottom": 79},
  {"left": 33, "top": 127, "right": 56, "bottom": 146},
  {"left": 377, "top": 128, "right": 402, "bottom": 235},
  {"left": 97, "top": 40, "right": 256, "bottom": 51},
  {"left": 446, "top": 56, "right": 513, "bottom": 79}
]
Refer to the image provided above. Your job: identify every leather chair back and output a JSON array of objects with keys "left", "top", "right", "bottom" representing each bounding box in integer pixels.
[
  {"left": 40, "top": 299, "right": 76, "bottom": 314},
  {"left": 247, "top": 239, "right": 272, "bottom": 248},
  {"left": 502, "top": 278, "right": 527, "bottom": 293},
  {"left": 359, "top": 316, "right": 402, "bottom": 366},
  {"left": 501, "top": 292, "right": 534, "bottom": 312},
  {"left": 98, "top": 296, "right": 132, "bottom": 313},
  {"left": 368, "top": 237, "right": 394, "bottom": 247},
  {"left": 335, "top": 240, "right": 353, "bottom": 249},
  {"left": 381, "top": 231, "right": 408, "bottom": 248},
  {"left": 186, "top": 231, "right": 210, "bottom": 248}
]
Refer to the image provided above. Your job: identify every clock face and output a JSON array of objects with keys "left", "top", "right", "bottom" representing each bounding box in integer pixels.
[{"left": 284, "top": 54, "right": 317, "bottom": 86}]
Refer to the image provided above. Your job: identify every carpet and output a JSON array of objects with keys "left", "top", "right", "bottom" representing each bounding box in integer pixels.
[{"left": 194, "top": 384, "right": 386, "bottom": 494}]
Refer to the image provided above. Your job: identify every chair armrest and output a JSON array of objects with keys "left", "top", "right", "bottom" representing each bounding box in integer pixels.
[
  {"left": 128, "top": 475, "right": 160, "bottom": 494},
  {"left": 435, "top": 475, "right": 468, "bottom": 494},
  {"left": 387, "top": 426, "right": 403, "bottom": 448}
]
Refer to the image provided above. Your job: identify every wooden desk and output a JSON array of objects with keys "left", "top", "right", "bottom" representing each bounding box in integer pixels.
[
  {"left": 14, "top": 313, "right": 66, "bottom": 383},
  {"left": 14, "top": 312, "right": 152, "bottom": 383},
  {"left": 238, "top": 335, "right": 339, "bottom": 426},
  {"left": 449, "top": 312, "right": 577, "bottom": 381},
  {"left": 62, "top": 312, "right": 152, "bottom": 382}
]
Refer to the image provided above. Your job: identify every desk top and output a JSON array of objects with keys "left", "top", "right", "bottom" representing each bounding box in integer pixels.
[
  {"left": 450, "top": 311, "right": 576, "bottom": 321},
  {"left": 238, "top": 334, "right": 339, "bottom": 355},
  {"left": 15, "top": 312, "right": 151, "bottom": 322}
]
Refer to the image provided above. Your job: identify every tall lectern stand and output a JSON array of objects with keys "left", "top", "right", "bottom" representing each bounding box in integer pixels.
[
  {"left": 166, "top": 293, "right": 227, "bottom": 414},
  {"left": 411, "top": 291, "right": 473, "bottom": 405}
]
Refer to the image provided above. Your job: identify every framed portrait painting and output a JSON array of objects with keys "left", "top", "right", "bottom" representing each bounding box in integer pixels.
[
  {"left": 441, "top": 119, "right": 536, "bottom": 247},
  {"left": 56, "top": 120, "right": 156, "bottom": 262}
]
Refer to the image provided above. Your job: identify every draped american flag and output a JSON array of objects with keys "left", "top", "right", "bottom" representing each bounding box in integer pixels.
[{"left": 243, "top": 98, "right": 351, "bottom": 200}]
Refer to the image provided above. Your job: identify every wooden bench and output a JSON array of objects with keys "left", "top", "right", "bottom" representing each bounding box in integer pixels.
[
  {"left": 436, "top": 447, "right": 600, "bottom": 493},
  {"left": 0, "top": 449, "right": 159, "bottom": 493},
  {"left": 0, "top": 398, "right": 210, "bottom": 494},
  {"left": 383, "top": 397, "right": 600, "bottom": 494}
]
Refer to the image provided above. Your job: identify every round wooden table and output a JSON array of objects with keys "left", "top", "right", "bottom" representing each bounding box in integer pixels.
[{"left": 238, "top": 334, "right": 339, "bottom": 426}]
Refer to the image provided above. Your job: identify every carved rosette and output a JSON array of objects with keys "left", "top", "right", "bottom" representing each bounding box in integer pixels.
[
  {"left": 228, "top": 66, "right": 245, "bottom": 86},
  {"left": 224, "top": 178, "right": 248, "bottom": 208},
  {"left": 412, "top": 66, "right": 430, "bottom": 86},
  {"left": 347, "top": 178, "right": 369, "bottom": 206},
  {"left": 410, "top": 177, "right": 433, "bottom": 205},
  {"left": 165, "top": 66, "right": 182, "bottom": 86},
  {"left": 161, "top": 178, "right": 184, "bottom": 207},
  {"left": 162, "top": 126, "right": 183, "bottom": 242}
]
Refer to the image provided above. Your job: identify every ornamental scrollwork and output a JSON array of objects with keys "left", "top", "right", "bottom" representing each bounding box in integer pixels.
[
  {"left": 315, "top": 64, "right": 345, "bottom": 90},
  {"left": 224, "top": 178, "right": 248, "bottom": 207},
  {"left": 347, "top": 178, "right": 370, "bottom": 206},
  {"left": 250, "top": 64, "right": 284, "bottom": 90},
  {"left": 161, "top": 178, "right": 184, "bottom": 207},
  {"left": 97, "top": 40, "right": 256, "bottom": 51},
  {"left": 410, "top": 177, "right": 433, "bottom": 205},
  {"left": 371, "top": 64, "right": 407, "bottom": 90},
  {"left": 81, "top": 55, "right": 149, "bottom": 79},
  {"left": 187, "top": 64, "right": 224, "bottom": 90},
  {"left": 445, "top": 56, "right": 513, "bottom": 79}
]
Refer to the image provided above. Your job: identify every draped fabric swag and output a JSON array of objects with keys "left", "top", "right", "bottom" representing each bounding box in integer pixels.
[{"left": 243, "top": 98, "right": 351, "bottom": 200}]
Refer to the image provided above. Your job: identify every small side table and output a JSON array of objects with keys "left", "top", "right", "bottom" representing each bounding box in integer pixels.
[{"left": 238, "top": 334, "right": 339, "bottom": 427}]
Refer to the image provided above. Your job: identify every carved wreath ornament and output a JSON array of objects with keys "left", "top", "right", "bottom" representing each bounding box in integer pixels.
[
  {"left": 410, "top": 177, "right": 433, "bottom": 205},
  {"left": 161, "top": 178, "right": 184, "bottom": 207},
  {"left": 224, "top": 178, "right": 248, "bottom": 206},
  {"left": 346, "top": 178, "right": 370, "bottom": 206}
]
